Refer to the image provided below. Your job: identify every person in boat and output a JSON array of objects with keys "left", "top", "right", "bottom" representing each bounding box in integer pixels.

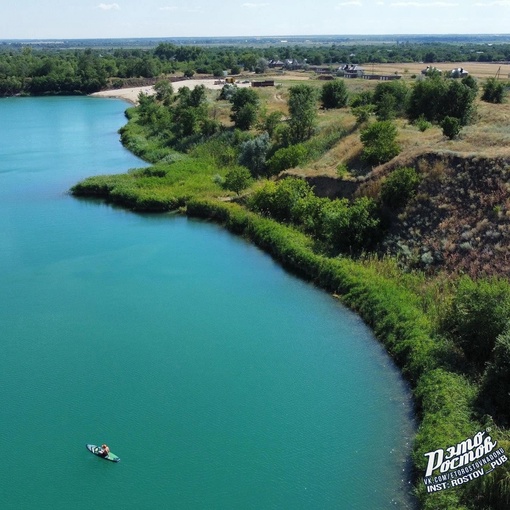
[{"left": 100, "top": 444, "right": 110, "bottom": 457}]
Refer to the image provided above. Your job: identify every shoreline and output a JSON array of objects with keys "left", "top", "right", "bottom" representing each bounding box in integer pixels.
[{"left": 90, "top": 78, "right": 251, "bottom": 104}]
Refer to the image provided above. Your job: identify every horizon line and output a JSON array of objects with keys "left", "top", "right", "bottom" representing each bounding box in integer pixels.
[{"left": 2, "top": 33, "right": 510, "bottom": 42}]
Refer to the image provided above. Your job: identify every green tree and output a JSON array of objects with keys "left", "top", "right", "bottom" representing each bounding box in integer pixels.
[
  {"left": 441, "top": 80, "right": 476, "bottom": 125},
  {"left": 407, "top": 76, "right": 447, "bottom": 123},
  {"left": 230, "top": 87, "right": 260, "bottom": 130},
  {"left": 287, "top": 84, "right": 319, "bottom": 143},
  {"left": 373, "top": 80, "right": 409, "bottom": 118},
  {"left": 321, "top": 80, "right": 349, "bottom": 109},
  {"left": 255, "top": 57, "right": 269, "bottom": 74},
  {"left": 267, "top": 144, "right": 308, "bottom": 174},
  {"left": 230, "top": 64, "right": 242, "bottom": 75},
  {"left": 223, "top": 166, "right": 253, "bottom": 195},
  {"left": 238, "top": 133, "right": 271, "bottom": 176},
  {"left": 462, "top": 74, "right": 478, "bottom": 94},
  {"left": 375, "top": 92, "right": 397, "bottom": 121},
  {"left": 188, "top": 84, "right": 207, "bottom": 107},
  {"left": 360, "top": 120, "right": 400, "bottom": 166},
  {"left": 482, "top": 77, "right": 506, "bottom": 104},
  {"left": 171, "top": 85, "right": 208, "bottom": 139},
  {"left": 408, "top": 76, "right": 475, "bottom": 125},
  {"left": 154, "top": 80, "right": 173, "bottom": 105},
  {"left": 259, "top": 110, "right": 283, "bottom": 138}
]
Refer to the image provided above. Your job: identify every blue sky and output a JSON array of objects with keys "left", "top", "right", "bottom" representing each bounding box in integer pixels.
[{"left": 1, "top": 1, "right": 509, "bottom": 39}]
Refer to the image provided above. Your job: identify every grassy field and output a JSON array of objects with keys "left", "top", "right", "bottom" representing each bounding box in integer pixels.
[
  {"left": 364, "top": 61, "right": 508, "bottom": 79},
  {"left": 257, "top": 70, "right": 510, "bottom": 179}
]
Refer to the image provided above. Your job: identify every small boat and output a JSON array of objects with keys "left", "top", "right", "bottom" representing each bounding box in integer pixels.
[{"left": 86, "top": 444, "right": 120, "bottom": 462}]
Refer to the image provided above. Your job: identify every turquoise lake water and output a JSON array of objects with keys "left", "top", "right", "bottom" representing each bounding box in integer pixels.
[{"left": 0, "top": 96, "right": 416, "bottom": 509}]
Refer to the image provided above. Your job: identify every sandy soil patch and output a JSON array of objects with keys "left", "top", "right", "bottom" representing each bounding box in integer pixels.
[{"left": 90, "top": 78, "right": 252, "bottom": 104}]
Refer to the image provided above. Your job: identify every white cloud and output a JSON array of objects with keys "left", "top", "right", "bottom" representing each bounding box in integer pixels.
[
  {"left": 390, "top": 2, "right": 458, "bottom": 6},
  {"left": 97, "top": 3, "right": 120, "bottom": 10},
  {"left": 159, "top": 6, "right": 179, "bottom": 10}
]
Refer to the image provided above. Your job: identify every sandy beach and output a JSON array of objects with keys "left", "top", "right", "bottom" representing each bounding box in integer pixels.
[{"left": 90, "top": 78, "right": 251, "bottom": 104}]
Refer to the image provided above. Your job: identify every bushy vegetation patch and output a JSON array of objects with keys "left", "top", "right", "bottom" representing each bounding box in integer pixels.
[
  {"left": 360, "top": 120, "right": 400, "bottom": 165},
  {"left": 441, "top": 115, "right": 462, "bottom": 140},
  {"left": 407, "top": 76, "right": 476, "bottom": 126},
  {"left": 440, "top": 276, "right": 510, "bottom": 373},
  {"left": 321, "top": 79, "right": 349, "bottom": 109},
  {"left": 482, "top": 77, "right": 506, "bottom": 104},
  {"left": 248, "top": 177, "right": 380, "bottom": 254},
  {"left": 381, "top": 166, "right": 422, "bottom": 209},
  {"left": 71, "top": 157, "right": 225, "bottom": 210}
]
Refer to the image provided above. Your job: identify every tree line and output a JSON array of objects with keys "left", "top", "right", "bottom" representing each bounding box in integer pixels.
[{"left": 1, "top": 40, "right": 510, "bottom": 96}]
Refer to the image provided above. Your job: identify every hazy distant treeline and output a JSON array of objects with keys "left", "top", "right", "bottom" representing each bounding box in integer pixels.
[{"left": 1, "top": 41, "right": 509, "bottom": 96}]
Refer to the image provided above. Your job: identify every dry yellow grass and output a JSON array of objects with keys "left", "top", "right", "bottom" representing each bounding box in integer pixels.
[
  {"left": 268, "top": 72, "right": 510, "bottom": 178},
  {"left": 367, "top": 61, "right": 509, "bottom": 80},
  {"left": 189, "top": 71, "right": 510, "bottom": 178}
]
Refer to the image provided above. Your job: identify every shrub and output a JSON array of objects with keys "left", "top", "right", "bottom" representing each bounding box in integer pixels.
[
  {"left": 380, "top": 166, "right": 421, "bottom": 209},
  {"left": 248, "top": 178, "right": 313, "bottom": 223},
  {"left": 350, "top": 90, "right": 373, "bottom": 107},
  {"left": 322, "top": 196, "right": 380, "bottom": 254},
  {"left": 480, "top": 332, "right": 510, "bottom": 424},
  {"left": 415, "top": 115, "right": 432, "bottom": 132},
  {"left": 267, "top": 144, "right": 308, "bottom": 174},
  {"left": 461, "top": 74, "right": 478, "bottom": 94},
  {"left": 440, "top": 276, "right": 510, "bottom": 371},
  {"left": 219, "top": 83, "right": 237, "bottom": 101},
  {"left": 441, "top": 116, "right": 462, "bottom": 139},
  {"left": 468, "top": 439, "right": 510, "bottom": 509},
  {"left": 336, "top": 163, "right": 348, "bottom": 178},
  {"left": 482, "top": 77, "right": 506, "bottom": 104},
  {"left": 321, "top": 80, "right": 349, "bottom": 109},
  {"left": 360, "top": 120, "right": 400, "bottom": 166},
  {"left": 351, "top": 105, "right": 374, "bottom": 124}
]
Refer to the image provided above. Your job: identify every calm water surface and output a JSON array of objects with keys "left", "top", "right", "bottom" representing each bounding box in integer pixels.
[{"left": 0, "top": 97, "right": 415, "bottom": 509}]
